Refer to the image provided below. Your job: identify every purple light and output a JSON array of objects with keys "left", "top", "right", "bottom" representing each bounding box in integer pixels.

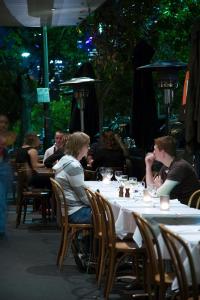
[{"left": 85, "top": 36, "right": 93, "bottom": 45}]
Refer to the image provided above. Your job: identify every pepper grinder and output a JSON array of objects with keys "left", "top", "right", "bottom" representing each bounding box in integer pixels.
[
  {"left": 125, "top": 188, "right": 130, "bottom": 197},
  {"left": 119, "top": 186, "right": 124, "bottom": 197}
]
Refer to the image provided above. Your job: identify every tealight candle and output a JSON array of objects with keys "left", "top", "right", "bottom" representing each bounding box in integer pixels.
[
  {"left": 160, "top": 195, "right": 170, "bottom": 210},
  {"left": 143, "top": 188, "right": 151, "bottom": 202},
  {"left": 102, "top": 176, "right": 110, "bottom": 184}
]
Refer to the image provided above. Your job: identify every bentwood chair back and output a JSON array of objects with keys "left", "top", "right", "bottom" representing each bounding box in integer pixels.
[
  {"left": 132, "top": 212, "right": 173, "bottom": 300},
  {"left": 159, "top": 224, "right": 200, "bottom": 300},
  {"left": 50, "top": 178, "right": 92, "bottom": 270},
  {"left": 96, "top": 193, "right": 144, "bottom": 300},
  {"left": 16, "top": 163, "right": 50, "bottom": 227},
  {"left": 188, "top": 189, "right": 200, "bottom": 209},
  {"left": 85, "top": 188, "right": 104, "bottom": 286}
]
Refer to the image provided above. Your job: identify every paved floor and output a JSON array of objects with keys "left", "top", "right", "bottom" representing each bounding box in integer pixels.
[{"left": 0, "top": 204, "right": 140, "bottom": 300}]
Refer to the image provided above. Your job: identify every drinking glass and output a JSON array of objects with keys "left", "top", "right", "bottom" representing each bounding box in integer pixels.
[
  {"left": 147, "top": 184, "right": 157, "bottom": 197},
  {"left": 115, "top": 170, "right": 123, "bottom": 183},
  {"left": 99, "top": 167, "right": 106, "bottom": 180},
  {"left": 105, "top": 168, "right": 113, "bottom": 181},
  {"left": 129, "top": 177, "right": 138, "bottom": 186},
  {"left": 120, "top": 174, "right": 128, "bottom": 186}
]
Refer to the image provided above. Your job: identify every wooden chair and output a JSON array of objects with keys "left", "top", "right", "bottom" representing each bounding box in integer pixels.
[
  {"left": 132, "top": 212, "right": 174, "bottom": 300},
  {"left": 16, "top": 163, "right": 51, "bottom": 227},
  {"left": 85, "top": 188, "right": 106, "bottom": 287},
  {"left": 96, "top": 193, "right": 145, "bottom": 300},
  {"left": 187, "top": 189, "right": 200, "bottom": 209},
  {"left": 159, "top": 224, "right": 200, "bottom": 300},
  {"left": 50, "top": 178, "right": 93, "bottom": 270}
]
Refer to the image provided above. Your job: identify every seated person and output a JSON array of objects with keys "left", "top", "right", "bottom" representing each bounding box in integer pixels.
[
  {"left": 90, "top": 130, "right": 126, "bottom": 171},
  {"left": 53, "top": 132, "right": 91, "bottom": 224},
  {"left": 44, "top": 134, "right": 70, "bottom": 168},
  {"left": 43, "top": 130, "right": 64, "bottom": 162},
  {"left": 145, "top": 135, "right": 200, "bottom": 204},
  {"left": 15, "top": 132, "right": 50, "bottom": 189}
]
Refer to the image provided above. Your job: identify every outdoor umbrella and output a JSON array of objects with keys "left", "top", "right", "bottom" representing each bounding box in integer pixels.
[
  {"left": 185, "top": 18, "right": 200, "bottom": 176},
  {"left": 185, "top": 18, "right": 200, "bottom": 149},
  {"left": 131, "top": 39, "right": 158, "bottom": 152}
]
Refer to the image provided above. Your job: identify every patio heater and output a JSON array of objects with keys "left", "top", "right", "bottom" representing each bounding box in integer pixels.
[
  {"left": 60, "top": 77, "right": 100, "bottom": 131},
  {"left": 137, "top": 61, "right": 187, "bottom": 134}
]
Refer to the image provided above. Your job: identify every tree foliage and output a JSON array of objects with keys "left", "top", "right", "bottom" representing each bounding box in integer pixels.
[{"left": 0, "top": 0, "right": 199, "bottom": 132}]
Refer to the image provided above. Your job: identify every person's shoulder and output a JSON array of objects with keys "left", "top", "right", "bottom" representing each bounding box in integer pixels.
[
  {"left": 173, "top": 158, "right": 193, "bottom": 169},
  {"left": 44, "top": 145, "right": 55, "bottom": 153}
]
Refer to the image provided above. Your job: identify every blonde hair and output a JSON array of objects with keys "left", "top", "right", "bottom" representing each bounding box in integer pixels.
[{"left": 64, "top": 132, "right": 90, "bottom": 158}]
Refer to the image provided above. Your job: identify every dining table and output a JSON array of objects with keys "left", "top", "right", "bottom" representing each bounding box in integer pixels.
[
  {"left": 85, "top": 180, "right": 200, "bottom": 291},
  {"left": 85, "top": 181, "right": 200, "bottom": 239},
  {"left": 36, "top": 167, "right": 54, "bottom": 176}
]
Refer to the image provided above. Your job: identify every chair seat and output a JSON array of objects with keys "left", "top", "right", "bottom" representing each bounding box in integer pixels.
[{"left": 115, "top": 240, "right": 137, "bottom": 251}]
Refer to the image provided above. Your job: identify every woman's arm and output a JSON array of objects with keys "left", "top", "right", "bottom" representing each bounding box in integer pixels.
[
  {"left": 28, "top": 148, "right": 44, "bottom": 169},
  {"left": 66, "top": 166, "right": 90, "bottom": 206}
]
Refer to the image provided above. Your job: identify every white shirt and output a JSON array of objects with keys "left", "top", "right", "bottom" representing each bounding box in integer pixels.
[{"left": 43, "top": 144, "right": 57, "bottom": 162}]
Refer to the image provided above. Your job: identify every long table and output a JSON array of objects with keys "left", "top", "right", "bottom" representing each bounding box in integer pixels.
[
  {"left": 85, "top": 181, "right": 200, "bottom": 238},
  {"left": 85, "top": 181, "right": 200, "bottom": 290}
]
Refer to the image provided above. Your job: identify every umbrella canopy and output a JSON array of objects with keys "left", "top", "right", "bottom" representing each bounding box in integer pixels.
[
  {"left": 131, "top": 39, "right": 158, "bottom": 152},
  {"left": 185, "top": 18, "right": 200, "bottom": 151}
]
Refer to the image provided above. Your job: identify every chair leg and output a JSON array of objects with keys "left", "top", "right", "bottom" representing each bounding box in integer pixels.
[
  {"left": 16, "top": 199, "right": 23, "bottom": 227},
  {"left": 104, "top": 250, "right": 115, "bottom": 300},
  {"left": 56, "top": 227, "right": 65, "bottom": 266},
  {"left": 23, "top": 198, "right": 27, "bottom": 224},
  {"left": 97, "top": 238, "right": 106, "bottom": 288},
  {"left": 58, "top": 227, "right": 69, "bottom": 270}
]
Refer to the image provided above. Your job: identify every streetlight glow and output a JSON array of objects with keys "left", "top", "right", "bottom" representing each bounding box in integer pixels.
[{"left": 21, "top": 52, "right": 30, "bottom": 58}]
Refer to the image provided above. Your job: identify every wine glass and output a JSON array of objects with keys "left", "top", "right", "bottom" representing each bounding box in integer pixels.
[
  {"left": 98, "top": 167, "right": 106, "bottom": 180},
  {"left": 115, "top": 170, "right": 123, "bottom": 183},
  {"left": 105, "top": 168, "right": 113, "bottom": 181},
  {"left": 147, "top": 184, "right": 157, "bottom": 197}
]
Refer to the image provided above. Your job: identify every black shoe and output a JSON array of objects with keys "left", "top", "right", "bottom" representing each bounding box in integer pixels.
[{"left": 71, "top": 242, "right": 87, "bottom": 272}]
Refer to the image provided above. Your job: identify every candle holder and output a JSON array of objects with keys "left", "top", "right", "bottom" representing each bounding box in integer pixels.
[
  {"left": 143, "top": 189, "right": 151, "bottom": 202},
  {"left": 160, "top": 195, "right": 170, "bottom": 210}
]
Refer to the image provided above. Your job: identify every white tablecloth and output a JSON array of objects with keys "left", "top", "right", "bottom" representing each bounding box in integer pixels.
[
  {"left": 85, "top": 181, "right": 200, "bottom": 239},
  {"left": 85, "top": 181, "right": 200, "bottom": 291}
]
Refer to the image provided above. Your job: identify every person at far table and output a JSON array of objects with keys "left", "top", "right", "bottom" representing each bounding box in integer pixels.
[
  {"left": 44, "top": 133, "right": 70, "bottom": 168},
  {"left": 15, "top": 132, "right": 51, "bottom": 189},
  {"left": 43, "top": 130, "right": 64, "bottom": 162},
  {"left": 145, "top": 135, "right": 200, "bottom": 205},
  {"left": 90, "top": 130, "right": 126, "bottom": 171}
]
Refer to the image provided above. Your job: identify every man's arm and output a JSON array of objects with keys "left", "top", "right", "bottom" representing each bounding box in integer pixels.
[
  {"left": 145, "top": 153, "right": 156, "bottom": 186},
  {"left": 156, "top": 179, "right": 179, "bottom": 197}
]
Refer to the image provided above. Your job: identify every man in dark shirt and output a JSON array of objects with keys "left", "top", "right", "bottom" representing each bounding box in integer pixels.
[{"left": 145, "top": 135, "right": 200, "bottom": 204}]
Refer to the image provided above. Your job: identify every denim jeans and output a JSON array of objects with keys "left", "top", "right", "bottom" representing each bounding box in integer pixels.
[{"left": 68, "top": 207, "right": 92, "bottom": 224}]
